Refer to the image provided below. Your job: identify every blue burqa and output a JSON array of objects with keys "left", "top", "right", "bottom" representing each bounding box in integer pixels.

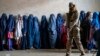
[
  {"left": 48, "top": 14, "right": 57, "bottom": 48},
  {"left": 56, "top": 13, "right": 64, "bottom": 48},
  {"left": 40, "top": 15, "right": 49, "bottom": 48}
]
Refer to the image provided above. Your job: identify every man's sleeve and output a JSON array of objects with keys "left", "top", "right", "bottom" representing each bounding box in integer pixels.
[{"left": 70, "top": 11, "right": 79, "bottom": 28}]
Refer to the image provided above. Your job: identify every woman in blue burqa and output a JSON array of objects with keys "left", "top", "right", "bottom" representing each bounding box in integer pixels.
[
  {"left": 0, "top": 13, "right": 7, "bottom": 50},
  {"left": 27, "top": 14, "right": 34, "bottom": 49},
  {"left": 48, "top": 14, "right": 57, "bottom": 48},
  {"left": 80, "top": 11, "right": 86, "bottom": 48},
  {"left": 40, "top": 15, "right": 49, "bottom": 48},
  {"left": 21, "top": 15, "right": 28, "bottom": 49},
  {"left": 33, "top": 16, "right": 41, "bottom": 49},
  {"left": 93, "top": 12, "right": 100, "bottom": 56},
  {"left": 56, "top": 13, "right": 64, "bottom": 48}
]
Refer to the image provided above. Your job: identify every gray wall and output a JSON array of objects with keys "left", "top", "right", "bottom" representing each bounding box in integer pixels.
[{"left": 0, "top": 0, "right": 100, "bottom": 20}]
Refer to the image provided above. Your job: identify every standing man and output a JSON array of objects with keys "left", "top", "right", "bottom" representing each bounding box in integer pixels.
[{"left": 66, "top": 2, "right": 85, "bottom": 56}]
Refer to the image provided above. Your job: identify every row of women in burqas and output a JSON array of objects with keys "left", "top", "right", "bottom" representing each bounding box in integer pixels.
[
  {"left": 0, "top": 11, "right": 100, "bottom": 51},
  {"left": 80, "top": 11, "right": 100, "bottom": 52},
  {"left": 0, "top": 13, "right": 67, "bottom": 50}
]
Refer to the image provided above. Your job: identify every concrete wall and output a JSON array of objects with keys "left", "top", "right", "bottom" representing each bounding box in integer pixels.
[{"left": 0, "top": 0, "right": 100, "bottom": 20}]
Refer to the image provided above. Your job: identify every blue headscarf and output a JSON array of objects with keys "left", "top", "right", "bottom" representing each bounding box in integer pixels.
[
  {"left": 7, "top": 14, "right": 15, "bottom": 32},
  {"left": 91, "top": 12, "right": 99, "bottom": 30},
  {"left": 33, "top": 16, "right": 40, "bottom": 32},
  {"left": 41, "top": 15, "right": 48, "bottom": 29},
  {"left": 56, "top": 13, "right": 64, "bottom": 33},
  {"left": 79, "top": 11, "right": 85, "bottom": 22},
  {"left": 28, "top": 14, "right": 34, "bottom": 34},
  {"left": 48, "top": 14, "right": 56, "bottom": 35},
  {"left": 22, "top": 15, "right": 28, "bottom": 33},
  {"left": 98, "top": 12, "right": 100, "bottom": 27},
  {"left": 0, "top": 13, "right": 7, "bottom": 32}
]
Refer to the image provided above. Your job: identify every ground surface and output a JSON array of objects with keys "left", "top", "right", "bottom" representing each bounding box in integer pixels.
[{"left": 0, "top": 49, "right": 97, "bottom": 56}]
